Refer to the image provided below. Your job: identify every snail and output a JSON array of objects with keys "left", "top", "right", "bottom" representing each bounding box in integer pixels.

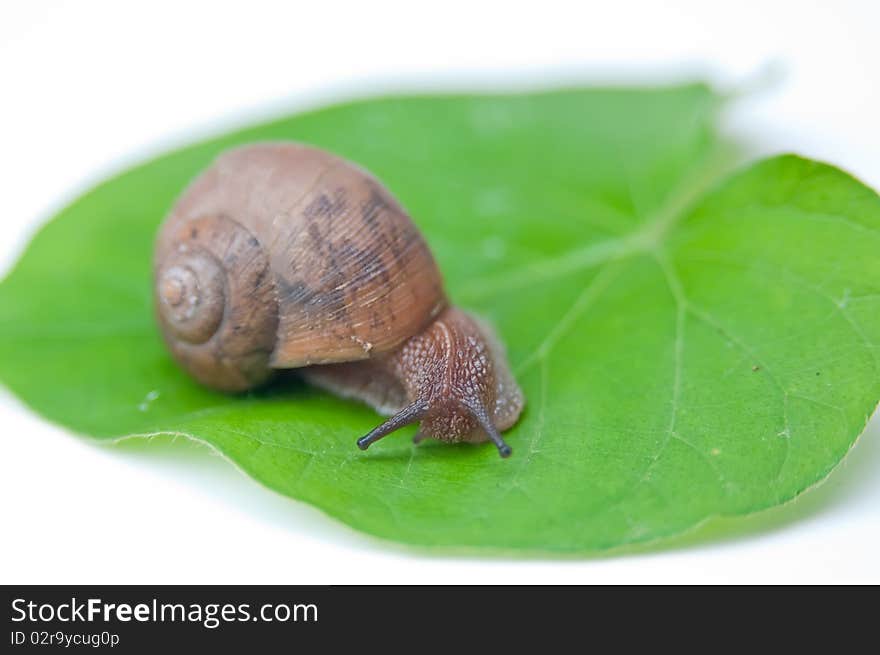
[{"left": 153, "top": 143, "right": 524, "bottom": 457}]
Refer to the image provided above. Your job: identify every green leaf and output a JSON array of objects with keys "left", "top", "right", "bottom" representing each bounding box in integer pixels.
[{"left": 1, "top": 84, "right": 878, "bottom": 552}]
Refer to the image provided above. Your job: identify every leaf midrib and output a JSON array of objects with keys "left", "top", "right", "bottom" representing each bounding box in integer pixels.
[{"left": 458, "top": 148, "right": 733, "bottom": 303}]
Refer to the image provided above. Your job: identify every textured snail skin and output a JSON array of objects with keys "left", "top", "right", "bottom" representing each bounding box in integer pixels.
[
  {"left": 154, "top": 143, "right": 524, "bottom": 456},
  {"left": 304, "top": 307, "right": 524, "bottom": 447}
]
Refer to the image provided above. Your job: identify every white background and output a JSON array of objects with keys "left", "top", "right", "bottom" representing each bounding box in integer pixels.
[{"left": 1, "top": 0, "right": 878, "bottom": 584}]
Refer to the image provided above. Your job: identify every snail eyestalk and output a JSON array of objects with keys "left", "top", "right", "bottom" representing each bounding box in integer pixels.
[
  {"left": 468, "top": 406, "right": 513, "bottom": 458},
  {"left": 357, "top": 400, "right": 428, "bottom": 451}
]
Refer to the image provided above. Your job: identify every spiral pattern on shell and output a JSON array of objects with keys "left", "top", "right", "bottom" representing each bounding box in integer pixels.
[
  {"left": 154, "top": 214, "right": 278, "bottom": 392},
  {"left": 154, "top": 144, "right": 449, "bottom": 391}
]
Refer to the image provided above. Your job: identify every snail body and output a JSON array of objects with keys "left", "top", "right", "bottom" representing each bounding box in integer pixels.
[{"left": 154, "top": 143, "right": 523, "bottom": 456}]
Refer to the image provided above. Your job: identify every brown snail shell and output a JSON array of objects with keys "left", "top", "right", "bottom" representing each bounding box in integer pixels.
[{"left": 154, "top": 143, "right": 523, "bottom": 457}]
